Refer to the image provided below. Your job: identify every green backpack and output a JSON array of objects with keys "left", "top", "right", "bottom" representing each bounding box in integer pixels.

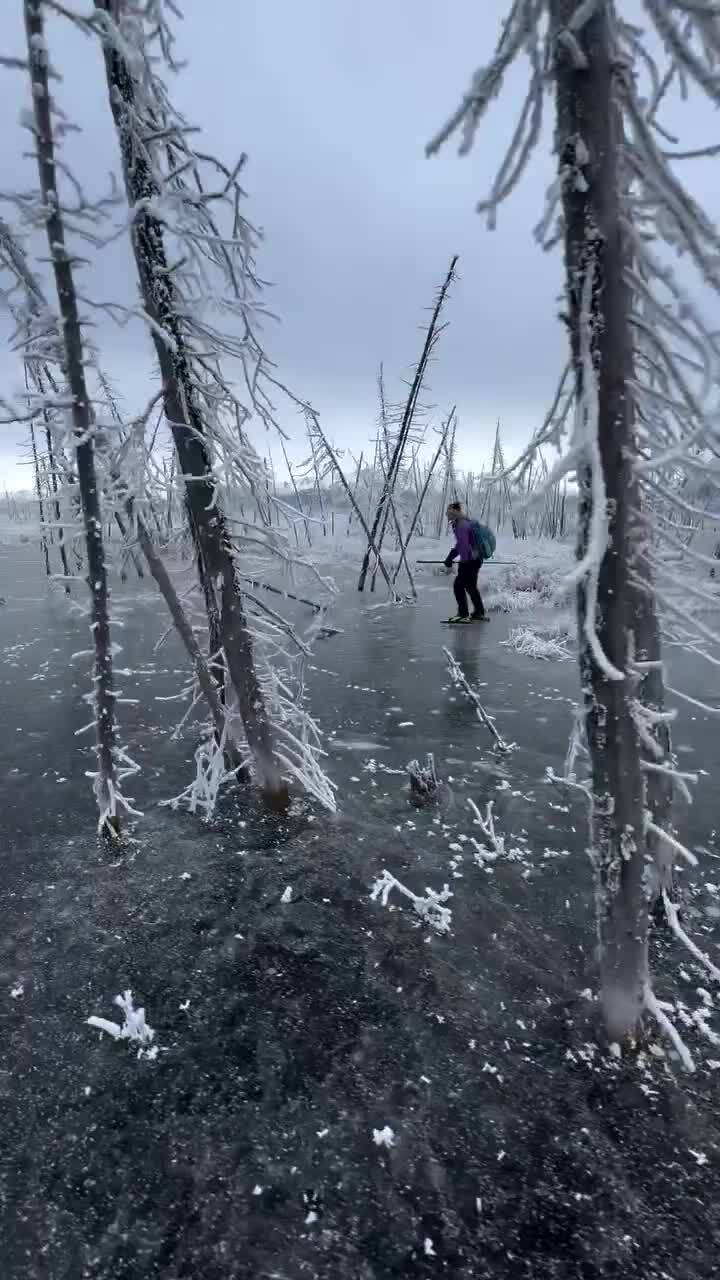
[{"left": 469, "top": 520, "right": 496, "bottom": 561}]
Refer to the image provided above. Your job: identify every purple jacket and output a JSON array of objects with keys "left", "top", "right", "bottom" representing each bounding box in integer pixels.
[{"left": 448, "top": 516, "right": 476, "bottom": 564}]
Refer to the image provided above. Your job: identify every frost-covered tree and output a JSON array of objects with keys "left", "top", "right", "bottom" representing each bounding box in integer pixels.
[
  {"left": 17, "top": 0, "right": 336, "bottom": 815},
  {"left": 0, "top": 217, "right": 73, "bottom": 587},
  {"left": 85, "top": 0, "right": 288, "bottom": 809},
  {"left": 429, "top": 0, "right": 720, "bottom": 1056},
  {"left": 358, "top": 257, "right": 458, "bottom": 591},
  {"left": 20, "top": 0, "right": 131, "bottom": 835},
  {"left": 3, "top": 0, "right": 336, "bottom": 822}
]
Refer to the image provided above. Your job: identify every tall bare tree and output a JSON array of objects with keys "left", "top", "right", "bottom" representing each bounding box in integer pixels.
[
  {"left": 428, "top": 0, "right": 720, "bottom": 1062},
  {"left": 23, "top": 0, "right": 122, "bottom": 834},
  {"left": 550, "top": 0, "right": 650, "bottom": 1042},
  {"left": 91, "top": 0, "right": 289, "bottom": 808},
  {"left": 0, "top": 217, "right": 73, "bottom": 588},
  {"left": 358, "top": 256, "right": 458, "bottom": 591}
]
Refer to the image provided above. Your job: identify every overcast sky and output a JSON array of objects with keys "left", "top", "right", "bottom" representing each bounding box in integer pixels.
[{"left": 1, "top": 1, "right": 718, "bottom": 491}]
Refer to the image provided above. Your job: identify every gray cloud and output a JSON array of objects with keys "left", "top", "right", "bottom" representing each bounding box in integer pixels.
[{"left": 1, "top": 1, "right": 717, "bottom": 488}]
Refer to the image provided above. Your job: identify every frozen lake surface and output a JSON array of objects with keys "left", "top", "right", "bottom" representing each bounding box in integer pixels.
[{"left": 2, "top": 542, "right": 720, "bottom": 1278}]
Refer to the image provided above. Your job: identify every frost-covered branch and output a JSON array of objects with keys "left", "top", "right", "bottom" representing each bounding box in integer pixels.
[
  {"left": 370, "top": 870, "right": 453, "bottom": 935},
  {"left": 467, "top": 797, "right": 506, "bottom": 864},
  {"left": 20, "top": 0, "right": 135, "bottom": 836},
  {"left": 443, "top": 646, "right": 513, "bottom": 752}
]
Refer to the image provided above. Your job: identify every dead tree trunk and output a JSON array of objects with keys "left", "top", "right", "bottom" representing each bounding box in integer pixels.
[
  {"left": 552, "top": 0, "right": 655, "bottom": 1042},
  {"left": 392, "top": 411, "right": 454, "bottom": 584},
  {"left": 28, "top": 423, "right": 51, "bottom": 579},
  {"left": 42, "top": 410, "right": 71, "bottom": 588},
  {"left": 436, "top": 421, "right": 457, "bottom": 537},
  {"left": 374, "top": 444, "right": 416, "bottom": 598},
  {"left": 280, "top": 439, "right": 312, "bottom": 547},
  {"left": 196, "top": 537, "right": 226, "bottom": 712},
  {"left": 369, "top": 367, "right": 396, "bottom": 592},
  {"left": 346, "top": 451, "right": 364, "bottom": 537},
  {"left": 308, "top": 415, "right": 396, "bottom": 594},
  {"left": 114, "top": 509, "right": 144, "bottom": 579},
  {"left": 25, "top": 0, "right": 119, "bottom": 831},
  {"left": 96, "top": 0, "right": 287, "bottom": 808},
  {"left": 135, "top": 513, "right": 247, "bottom": 776},
  {"left": 358, "top": 257, "right": 458, "bottom": 590}
]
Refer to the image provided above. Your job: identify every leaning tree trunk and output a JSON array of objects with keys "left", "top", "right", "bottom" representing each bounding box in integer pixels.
[
  {"left": 25, "top": 0, "right": 119, "bottom": 831},
  {"left": 358, "top": 257, "right": 458, "bottom": 590},
  {"left": 552, "top": 0, "right": 656, "bottom": 1042},
  {"left": 194, "top": 525, "right": 226, "bottom": 718},
  {"left": 95, "top": 0, "right": 287, "bottom": 808},
  {"left": 392, "top": 412, "right": 453, "bottom": 583},
  {"left": 28, "top": 422, "right": 51, "bottom": 579},
  {"left": 135, "top": 513, "right": 247, "bottom": 777},
  {"left": 42, "top": 408, "right": 71, "bottom": 588}
]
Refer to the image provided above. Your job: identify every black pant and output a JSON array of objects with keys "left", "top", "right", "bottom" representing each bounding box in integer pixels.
[{"left": 454, "top": 560, "right": 484, "bottom": 617}]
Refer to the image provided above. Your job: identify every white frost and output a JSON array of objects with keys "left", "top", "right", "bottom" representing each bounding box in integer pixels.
[
  {"left": 372, "top": 1125, "right": 395, "bottom": 1149},
  {"left": 87, "top": 989, "right": 156, "bottom": 1058},
  {"left": 370, "top": 870, "right": 452, "bottom": 935}
]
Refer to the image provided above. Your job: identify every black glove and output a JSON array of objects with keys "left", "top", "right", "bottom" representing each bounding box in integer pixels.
[{"left": 443, "top": 556, "right": 453, "bottom": 569}]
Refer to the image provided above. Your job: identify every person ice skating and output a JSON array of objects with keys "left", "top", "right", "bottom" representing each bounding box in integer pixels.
[{"left": 443, "top": 501, "right": 490, "bottom": 624}]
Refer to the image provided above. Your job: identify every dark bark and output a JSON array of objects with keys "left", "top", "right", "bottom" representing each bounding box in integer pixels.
[
  {"left": 25, "top": 0, "right": 119, "bottom": 831},
  {"left": 551, "top": 0, "right": 656, "bottom": 1039},
  {"left": 95, "top": 0, "right": 287, "bottom": 807},
  {"left": 135, "top": 513, "right": 248, "bottom": 778}
]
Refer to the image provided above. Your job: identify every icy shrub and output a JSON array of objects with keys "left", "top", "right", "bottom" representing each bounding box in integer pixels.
[
  {"left": 87, "top": 989, "right": 158, "bottom": 1059},
  {"left": 500, "top": 623, "right": 573, "bottom": 661},
  {"left": 370, "top": 870, "right": 452, "bottom": 934},
  {"left": 486, "top": 553, "right": 571, "bottom": 614}
]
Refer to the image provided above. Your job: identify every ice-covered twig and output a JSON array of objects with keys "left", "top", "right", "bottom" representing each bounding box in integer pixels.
[
  {"left": 443, "top": 647, "right": 513, "bottom": 752},
  {"left": 370, "top": 869, "right": 453, "bottom": 935},
  {"left": 641, "top": 758, "right": 696, "bottom": 806},
  {"left": 643, "top": 982, "right": 695, "bottom": 1072},
  {"left": 662, "top": 891, "right": 720, "bottom": 983},
  {"left": 161, "top": 722, "right": 246, "bottom": 820},
  {"left": 545, "top": 766, "right": 592, "bottom": 802},
  {"left": 645, "top": 818, "right": 698, "bottom": 868},
  {"left": 467, "top": 797, "right": 505, "bottom": 863}
]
